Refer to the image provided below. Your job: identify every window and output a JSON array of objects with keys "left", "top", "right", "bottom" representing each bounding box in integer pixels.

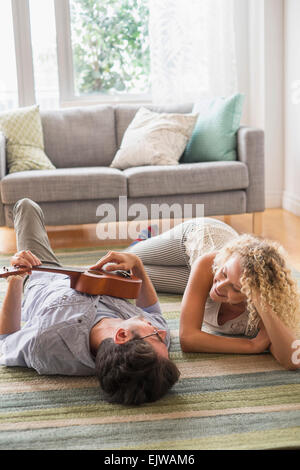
[
  {"left": 1, "top": 0, "right": 151, "bottom": 110},
  {"left": 69, "top": 0, "right": 150, "bottom": 99}
]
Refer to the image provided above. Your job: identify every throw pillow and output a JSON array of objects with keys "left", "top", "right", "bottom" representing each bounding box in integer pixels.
[
  {"left": 0, "top": 105, "right": 55, "bottom": 174},
  {"left": 110, "top": 107, "right": 197, "bottom": 170},
  {"left": 181, "top": 93, "right": 245, "bottom": 163}
]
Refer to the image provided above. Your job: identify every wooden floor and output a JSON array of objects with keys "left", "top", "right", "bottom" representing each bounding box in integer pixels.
[{"left": 0, "top": 208, "right": 300, "bottom": 270}]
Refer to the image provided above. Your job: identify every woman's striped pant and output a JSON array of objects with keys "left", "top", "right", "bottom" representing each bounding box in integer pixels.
[{"left": 126, "top": 222, "right": 193, "bottom": 294}]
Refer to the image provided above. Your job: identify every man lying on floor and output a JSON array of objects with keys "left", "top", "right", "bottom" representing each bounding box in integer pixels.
[{"left": 0, "top": 198, "right": 180, "bottom": 406}]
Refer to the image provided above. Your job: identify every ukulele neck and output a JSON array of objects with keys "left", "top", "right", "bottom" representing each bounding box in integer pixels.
[
  {"left": 32, "top": 265, "right": 85, "bottom": 273},
  {"left": 31, "top": 265, "right": 87, "bottom": 288}
]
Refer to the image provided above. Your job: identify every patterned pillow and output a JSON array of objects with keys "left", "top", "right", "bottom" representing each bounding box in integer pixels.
[
  {"left": 110, "top": 107, "right": 197, "bottom": 170},
  {"left": 0, "top": 105, "right": 55, "bottom": 174}
]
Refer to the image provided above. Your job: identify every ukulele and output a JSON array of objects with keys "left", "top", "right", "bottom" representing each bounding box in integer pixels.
[{"left": 0, "top": 264, "right": 142, "bottom": 299}]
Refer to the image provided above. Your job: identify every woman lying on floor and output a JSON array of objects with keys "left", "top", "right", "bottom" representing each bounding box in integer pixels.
[{"left": 125, "top": 218, "right": 300, "bottom": 370}]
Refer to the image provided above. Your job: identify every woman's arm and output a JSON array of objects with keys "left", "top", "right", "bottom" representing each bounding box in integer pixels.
[
  {"left": 90, "top": 251, "right": 158, "bottom": 309},
  {"left": 253, "top": 293, "right": 300, "bottom": 370},
  {"left": 179, "top": 253, "right": 268, "bottom": 354}
]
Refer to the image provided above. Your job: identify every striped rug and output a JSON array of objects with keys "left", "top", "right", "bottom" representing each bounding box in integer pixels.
[{"left": 0, "top": 246, "right": 299, "bottom": 450}]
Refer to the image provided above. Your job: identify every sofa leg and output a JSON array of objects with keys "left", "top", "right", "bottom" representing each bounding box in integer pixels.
[{"left": 252, "top": 212, "right": 263, "bottom": 235}]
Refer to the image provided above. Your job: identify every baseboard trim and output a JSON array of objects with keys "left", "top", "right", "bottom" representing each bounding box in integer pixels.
[
  {"left": 265, "top": 190, "right": 283, "bottom": 209},
  {"left": 282, "top": 191, "right": 300, "bottom": 216}
]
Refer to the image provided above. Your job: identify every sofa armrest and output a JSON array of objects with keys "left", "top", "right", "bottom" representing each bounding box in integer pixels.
[
  {"left": 237, "top": 126, "right": 265, "bottom": 213},
  {"left": 0, "top": 132, "right": 7, "bottom": 225}
]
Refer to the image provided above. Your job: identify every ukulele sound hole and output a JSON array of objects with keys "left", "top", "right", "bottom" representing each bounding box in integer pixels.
[
  {"left": 115, "top": 270, "right": 131, "bottom": 278},
  {"left": 87, "top": 269, "right": 130, "bottom": 278}
]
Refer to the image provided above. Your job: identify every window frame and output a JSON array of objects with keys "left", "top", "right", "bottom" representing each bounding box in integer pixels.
[
  {"left": 11, "top": 0, "right": 151, "bottom": 109},
  {"left": 54, "top": 0, "right": 75, "bottom": 103},
  {"left": 11, "top": 0, "right": 36, "bottom": 107}
]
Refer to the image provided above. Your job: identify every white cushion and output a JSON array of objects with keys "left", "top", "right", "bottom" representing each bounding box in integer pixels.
[{"left": 110, "top": 107, "right": 197, "bottom": 170}]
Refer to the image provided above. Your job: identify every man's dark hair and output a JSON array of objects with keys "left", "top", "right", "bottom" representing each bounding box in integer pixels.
[{"left": 95, "top": 336, "right": 180, "bottom": 406}]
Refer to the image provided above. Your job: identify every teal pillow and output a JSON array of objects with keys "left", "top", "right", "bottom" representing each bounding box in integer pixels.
[{"left": 181, "top": 93, "right": 245, "bottom": 163}]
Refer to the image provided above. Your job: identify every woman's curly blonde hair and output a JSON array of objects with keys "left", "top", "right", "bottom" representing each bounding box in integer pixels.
[{"left": 212, "top": 234, "right": 300, "bottom": 336}]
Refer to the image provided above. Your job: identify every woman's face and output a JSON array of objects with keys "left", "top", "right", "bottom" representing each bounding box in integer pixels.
[{"left": 210, "top": 255, "right": 247, "bottom": 305}]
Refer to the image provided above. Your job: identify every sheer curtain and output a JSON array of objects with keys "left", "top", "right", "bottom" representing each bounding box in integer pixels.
[{"left": 149, "top": 0, "right": 238, "bottom": 104}]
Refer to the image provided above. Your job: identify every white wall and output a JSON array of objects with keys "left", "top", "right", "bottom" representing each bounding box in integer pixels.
[
  {"left": 235, "top": 0, "right": 285, "bottom": 210},
  {"left": 263, "top": 0, "right": 285, "bottom": 209},
  {"left": 283, "top": 0, "right": 300, "bottom": 216}
]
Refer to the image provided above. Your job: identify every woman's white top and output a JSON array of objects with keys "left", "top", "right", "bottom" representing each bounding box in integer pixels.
[{"left": 184, "top": 217, "right": 250, "bottom": 336}]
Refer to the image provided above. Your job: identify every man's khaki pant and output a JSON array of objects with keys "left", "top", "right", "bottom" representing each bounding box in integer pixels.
[{"left": 13, "top": 198, "right": 61, "bottom": 267}]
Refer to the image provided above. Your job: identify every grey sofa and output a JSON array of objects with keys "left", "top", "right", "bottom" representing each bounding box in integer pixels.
[{"left": 0, "top": 103, "right": 265, "bottom": 230}]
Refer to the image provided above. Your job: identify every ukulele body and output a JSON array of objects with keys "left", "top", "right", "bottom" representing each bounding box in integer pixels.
[{"left": 71, "top": 269, "right": 142, "bottom": 298}]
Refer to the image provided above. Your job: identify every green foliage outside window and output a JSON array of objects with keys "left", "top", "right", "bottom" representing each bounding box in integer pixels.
[{"left": 70, "top": 0, "right": 150, "bottom": 96}]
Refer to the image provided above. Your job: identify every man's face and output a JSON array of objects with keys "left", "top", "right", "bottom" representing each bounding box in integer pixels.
[{"left": 121, "top": 315, "right": 169, "bottom": 359}]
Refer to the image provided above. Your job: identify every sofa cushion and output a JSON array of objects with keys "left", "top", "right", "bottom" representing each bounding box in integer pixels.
[
  {"left": 1, "top": 167, "right": 127, "bottom": 204},
  {"left": 114, "top": 103, "right": 193, "bottom": 148},
  {"left": 0, "top": 105, "right": 55, "bottom": 174},
  {"left": 111, "top": 107, "right": 197, "bottom": 170},
  {"left": 3, "top": 192, "right": 247, "bottom": 228},
  {"left": 181, "top": 94, "right": 245, "bottom": 163},
  {"left": 40, "top": 105, "right": 117, "bottom": 168},
  {"left": 124, "top": 161, "right": 249, "bottom": 198}
]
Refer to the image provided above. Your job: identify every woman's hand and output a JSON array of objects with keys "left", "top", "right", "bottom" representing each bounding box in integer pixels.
[
  {"left": 250, "top": 289, "right": 299, "bottom": 369},
  {"left": 89, "top": 251, "right": 142, "bottom": 274},
  {"left": 250, "top": 322, "right": 271, "bottom": 353},
  {"left": 10, "top": 250, "right": 42, "bottom": 277}
]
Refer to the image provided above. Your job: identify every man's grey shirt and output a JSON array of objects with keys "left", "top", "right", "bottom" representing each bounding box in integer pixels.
[{"left": 0, "top": 272, "right": 170, "bottom": 376}]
